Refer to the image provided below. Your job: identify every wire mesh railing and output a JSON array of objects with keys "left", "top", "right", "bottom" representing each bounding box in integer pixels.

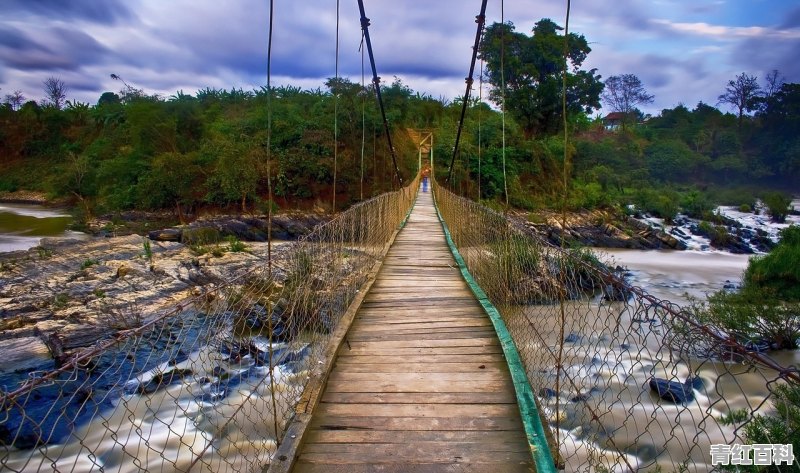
[
  {"left": 0, "top": 175, "right": 419, "bottom": 472},
  {"left": 432, "top": 179, "right": 799, "bottom": 473}
]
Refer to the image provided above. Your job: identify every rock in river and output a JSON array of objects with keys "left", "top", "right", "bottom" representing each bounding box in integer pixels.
[{"left": 649, "top": 377, "right": 695, "bottom": 404}]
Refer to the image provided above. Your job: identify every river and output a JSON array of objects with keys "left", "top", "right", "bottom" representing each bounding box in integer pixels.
[
  {"left": 0, "top": 203, "right": 84, "bottom": 253},
  {"left": 600, "top": 248, "right": 752, "bottom": 303},
  {"left": 0, "top": 203, "right": 795, "bottom": 471},
  {"left": 523, "top": 246, "right": 799, "bottom": 472}
]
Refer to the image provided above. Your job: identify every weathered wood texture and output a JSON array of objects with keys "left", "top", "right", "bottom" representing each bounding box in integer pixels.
[{"left": 292, "top": 190, "right": 534, "bottom": 472}]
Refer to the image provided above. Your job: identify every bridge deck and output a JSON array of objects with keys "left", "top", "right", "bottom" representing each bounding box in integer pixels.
[{"left": 292, "top": 189, "right": 534, "bottom": 472}]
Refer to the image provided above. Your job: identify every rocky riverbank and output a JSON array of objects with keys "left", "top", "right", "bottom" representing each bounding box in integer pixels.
[
  {"left": 518, "top": 203, "right": 797, "bottom": 254},
  {"left": 517, "top": 209, "right": 688, "bottom": 250},
  {"left": 0, "top": 234, "right": 292, "bottom": 373}
]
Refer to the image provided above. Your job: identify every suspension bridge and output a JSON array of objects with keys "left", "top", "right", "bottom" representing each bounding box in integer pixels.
[{"left": 1, "top": 0, "right": 798, "bottom": 472}]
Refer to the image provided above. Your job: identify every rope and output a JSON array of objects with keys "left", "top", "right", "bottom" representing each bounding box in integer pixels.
[
  {"left": 360, "top": 34, "right": 366, "bottom": 201},
  {"left": 264, "top": 0, "right": 280, "bottom": 449},
  {"left": 478, "top": 57, "right": 483, "bottom": 200},
  {"left": 357, "top": 0, "right": 404, "bottom": 186},
  {"left": 265, "top": 1, "right": 274, "bottom": 274},
  {"left": 554, "top": 0, "right": 572, "bottom": 452},
  {"left": 445, "top": 0, "right": 488, "bottom": 185},
  {"left": 332, "top": 0, "right": 340, "bottom": 212},
  {"left": 500, "top": 0, "right": 508, "bottom": 208}
]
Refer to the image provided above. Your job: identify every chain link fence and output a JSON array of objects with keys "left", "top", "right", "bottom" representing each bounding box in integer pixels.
[
  {"left": 0, "top": 175, "right": 419, "bottom": 472},
  {"left": 433, "top": 179, "right": 799, "bottom": 473}
]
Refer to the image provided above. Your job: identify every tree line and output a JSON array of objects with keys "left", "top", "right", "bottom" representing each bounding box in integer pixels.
[{"left": 0, "top": 19, "right": 798, "bottom": 222}]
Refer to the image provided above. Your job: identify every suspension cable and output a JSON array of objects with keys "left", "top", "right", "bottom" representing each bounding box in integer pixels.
[
  {"left": 501, "top": 0, "right": 508, "bottom": 208},
  {"left": 265, "top": 0, "right": 280, "bottom": 449},
  {"left": 332, "top": 0, "right": 340, "bottom": 212},
  {"left": 360, "top": 34, "right": 366, "bottom": 201},
  {"left": 478, "top": 57, "right": 483, "bottom": 200},
  {"left": 562, "top": 0, "right": 571, "bottom": 208},
  {"left": 445, "top": 0, "right": 488, "bottom": 185},
  {"left": 555, "top": 0, "right": 573, "bottom": 456},
  {"left": 265, "top": 0, "right": 275, "bottom": 272},
  {"left": 357, "top": 0, "right": 403, "bottom": 186}
]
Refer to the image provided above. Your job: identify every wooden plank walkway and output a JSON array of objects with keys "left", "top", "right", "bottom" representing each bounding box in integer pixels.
[{"left": 292, "top": 189, "right": 534, "bottom": 473}]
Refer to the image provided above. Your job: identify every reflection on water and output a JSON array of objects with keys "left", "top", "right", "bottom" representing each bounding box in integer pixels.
[{"left": 0, "top": 203, "right": 82, "bottom": 253}]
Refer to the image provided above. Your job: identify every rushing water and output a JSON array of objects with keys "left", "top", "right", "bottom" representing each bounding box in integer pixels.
[
  {"left": 0, "top": 203, "right": 83, "bottom": 253},
  {"left": 600, "top": 248, "right": 752, "bottom": 303},
  {"left": 0, "top": 309, "right": 311, "bottom": 472},
  {"left": 521, "top": 247, "right": 800, "bottom": 472}
]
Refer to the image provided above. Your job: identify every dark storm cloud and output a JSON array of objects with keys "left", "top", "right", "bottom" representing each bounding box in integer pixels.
[
  {"left": 4, "top": 0, "right": 134, "bottom": 25},
  {"left": 578, "top": 0, "right": 653, "bottom": 33},
  {"left": 780, "top": 6, "right": 800, "bottom": 29},
  {"left": 733, "top": 37, "right": 800, "bottom": 79},
  {"left": 0, "top": 25, "right": 109, "bottom": 72}
]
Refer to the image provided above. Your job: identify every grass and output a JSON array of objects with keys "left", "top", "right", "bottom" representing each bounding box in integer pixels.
[
  {"left": 227, "top": 235, "right": 247, "bottom": 253},
  {"left": 81, "top": 259, "right": 99, "bottom": 270},
  {"left": 52, "top": 293, "right": 71, "bottom": 310}
]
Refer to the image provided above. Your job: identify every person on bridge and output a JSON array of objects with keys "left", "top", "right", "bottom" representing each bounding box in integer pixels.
[{"left": 422, "top": 175, "right": 429, "bottom": 192}]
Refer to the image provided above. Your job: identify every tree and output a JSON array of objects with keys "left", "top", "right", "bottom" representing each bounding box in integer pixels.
[
  {"left": 762, "top": 191, "right": 792, "bottom": 223},
  {"left": 97, "top": 92, "right": 121, "bottom": 107},
  {"left": 479, "top": 19, "right": 603, "bottom": 137},
  {"left": 43, "top": 77, "right": 68, "bottom": 110},
  {"left": 763, "top": 69, "right": 784, "bottom": 102},
  {"left": 717, "top": 72, "right": 760, "bottom": 129},
  {"left": 601, "top": 74, "right": 654, "bottom": 130},
  {"left": 4, "top": 90, "right": 25, "bottom": 111}
]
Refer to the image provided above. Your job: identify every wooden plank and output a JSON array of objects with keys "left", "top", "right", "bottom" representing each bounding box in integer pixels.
[
  {"left": 339, "top": 346, "right": 505, "bottom": 356},
  {"left": 304, "top": 429, "right": 526, "bottom": 444},
  {"left": 346, "top": 329, "right": 498, "bottom": 342},
  {"left": 297, "top": 444, "right": 531, "bottom": 463},
  {"left": 345, "top": 338, "right": 500, "bottom": 349},
  {"left": 323, "top": 379, "right": 511, "bottom": 393},
  {"left": 320, "top": 391, "right": 518, "bottom": 404},
  {"left": 316, "top": 403, "right": 520, "bottom": 418},
  {"left": 355, "top": 307, "right": 485, "bottom": 315},
  {"left": 329, "top": 362, "right": 507, "bottom": 373},
  {"left": 292, "top": 462, "right": 533, "bottom": 473},
  {"left": 349, "top": 319, "right": 491, "bottom": 331},
  {"left": 351, "top": 318, "right": 490, "bottom": 327},
  {"left": 334, "top": 354, "right": 507, "bottom": 364},
  {"left": 309, "top": 415, "right": 526, "bottom": 432},
  {"left": 326, "top": 371, "right": 509, "bottom": 383}
]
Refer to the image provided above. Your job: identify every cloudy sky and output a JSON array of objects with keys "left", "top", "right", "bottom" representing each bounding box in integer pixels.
[{"left": 1, "top": 0, "right": 798, "bottom": 116}]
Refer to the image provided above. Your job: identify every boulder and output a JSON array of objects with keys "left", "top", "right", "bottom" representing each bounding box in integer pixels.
[
  {"left": 649, "top": 377, "right": 695, "bottom": 404},
  {"left": 148, "top": 228, "right": 182, "bottom": 242}
]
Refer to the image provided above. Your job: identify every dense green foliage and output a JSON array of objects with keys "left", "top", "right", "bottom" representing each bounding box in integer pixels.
[
  {"left": 744, "top": 226, "right": 800, "bottom": 301},
  {"left": 699, "top": 226, "right": 800, "bottom": 349},
  {"left": 743, "top": 383, "right": 800, "bottom": 472},
  {"left": 0, "top": 82, "right": 435, "bottom": 215},
  {"left": 479, "top": 20, "right": 603, "bottom": 137}
]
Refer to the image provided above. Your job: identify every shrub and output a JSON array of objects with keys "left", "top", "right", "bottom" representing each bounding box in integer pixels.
[
  {"left": 763, "top": 192, "right": 792, "bottom": 223},
  {"left": 700, "top": 290, "right": 800, "bottom": 349},
  {"left": 744, "top": 226, "right": 800, "bottom": 301},
  {"left": 738, "top": 204, "right": 751, "bottom": 213},
  {"left": 681, "top": 190, "right": 713, "bottom": 219},
  {"left": 81, "top": 259, "right": 99, "bottom": 270},
  {"left": 742, "top": 383, "right": 800, "bottom": 473},
  {"left": 697, "top": 226, "right": 800, "bottom": 349},
  {"left": 182, "top": 227, "right": 222, "bottom": 245},
  {"left": 227, "top": 235, "right": 247, "bottom": 253}
]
